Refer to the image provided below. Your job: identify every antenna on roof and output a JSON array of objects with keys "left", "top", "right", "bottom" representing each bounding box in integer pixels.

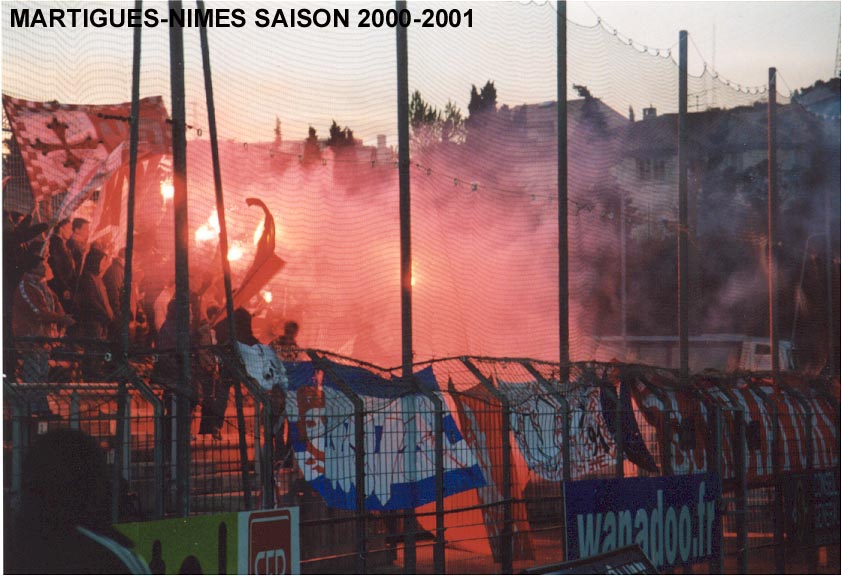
[{"left": 712, "top": 22, "right": 717, "bottom": 107}]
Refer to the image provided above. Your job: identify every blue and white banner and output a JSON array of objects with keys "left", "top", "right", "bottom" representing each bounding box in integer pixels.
[
  {"left": 564, "top": 473, "right": 721, "bottom": 571},
  {"left": 238, "top": 342, "right": 288, "bottom": 390},
  {"left": 284, "top": 361, "right": 485, "bottom": 510}
]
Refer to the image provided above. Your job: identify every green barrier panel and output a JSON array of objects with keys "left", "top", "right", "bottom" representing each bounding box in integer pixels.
[{"left": 117, "top": 508, "right": 299, "bottom": 575}]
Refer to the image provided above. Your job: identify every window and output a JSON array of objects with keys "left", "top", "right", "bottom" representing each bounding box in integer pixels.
[
  {"left": 653, "top": 160, "right": 665, "bottom": 181},
  {"left": 637, "top": 158, "right": 666, "bottom": 181}
]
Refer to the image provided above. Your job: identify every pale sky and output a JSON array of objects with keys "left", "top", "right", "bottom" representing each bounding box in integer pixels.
[
  {"left": 568, "top": 1, "right": 840, "bottom": 88},
  {"left": 3, "top": 1, "right": 840, "bottom": 144}
]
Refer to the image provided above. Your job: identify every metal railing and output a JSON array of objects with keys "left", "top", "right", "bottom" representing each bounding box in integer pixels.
[{"left": 4, "top": 344, "right": 839, "bottom": 574}]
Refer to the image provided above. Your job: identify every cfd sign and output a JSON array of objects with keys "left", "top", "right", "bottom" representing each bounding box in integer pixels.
[{"left": 238, "top": 508, "right": 300, "bottom": 574}]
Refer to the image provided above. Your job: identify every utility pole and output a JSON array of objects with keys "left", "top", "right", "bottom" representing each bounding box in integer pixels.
[
  {"left": 826, "top": 185, "right": 837, "bottom": 377},
  {"left": 558, "top": 0, "right": 569, "bottom": 381},
  {"left": 169, "top": 0, "right": 191, "bottom": 516},
  {"left": 396, "top": 2, "right": 417, "bottom": 572},
  {"left": 768, "top": 68, "right": 780, "bottom": 380},
  {"left": 678, "top": 30, "right": 689, "bottom": 385},
  {"left": 197, "top": 0, "right": 253, "bottom": 508}
]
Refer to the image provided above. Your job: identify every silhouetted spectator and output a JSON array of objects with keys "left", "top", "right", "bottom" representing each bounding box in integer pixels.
[
  {"left": 206, "top": 308, "right": 261, "bottom": 438},
  {"left": 194, "top": 301, "right": 223, "bottom": 438},
  {"left": 76, "top": 248, "right": 114, "bottom": 340},
  {"left": 152, "top": 298, "right": 180, "bottom": 390},
  {"left": 103, "top": 248, "right": 125, "bottom": 318},
  {"left": 48, "top": 218, "right": 77, "bottom": 313},
  {"left": 272, "top": 320, "right": 300, "bottom": 361},
  {"left": 11, "top": 251, "right": 75, "bottom": 413},
  {"left": 215, "top": 307, "right": 259, "bottom": 346},
  {"left": 270, "top": 321, "right": 299, "bottom": 467},
  {"left": 153, "top": 279, "right": 175, "bottom": 333},
  {"left": 6, "top": 428, "right": 150, "bottom": 574},
  {"left": 67, "top": 217, "right": 90, "bottom": 272}
]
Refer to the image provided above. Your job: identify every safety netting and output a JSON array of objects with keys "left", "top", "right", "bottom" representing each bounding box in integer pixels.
[{"left": 4, "top": 1, "right": 838, "bottom": 371}]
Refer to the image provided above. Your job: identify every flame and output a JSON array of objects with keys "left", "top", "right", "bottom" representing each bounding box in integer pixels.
[
  {"left": 195, "top": 211, "right": 221, "bottom": 243},
  {"left": 227, "top": 243, "right": 243, "bottom": 261},
  {"left": 160, "top": 180, "right": 174, "bottom": 201},
  {"left": 261, "top": 290, "right": 273, "bottom": 303}
]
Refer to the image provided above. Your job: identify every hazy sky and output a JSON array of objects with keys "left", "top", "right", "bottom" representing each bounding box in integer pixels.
[
  {"left": 3, "top": 1, "right": 840, "bottom": 143},
  {"left": 567, "top": 1, "right": 840, "bottom": 88}
]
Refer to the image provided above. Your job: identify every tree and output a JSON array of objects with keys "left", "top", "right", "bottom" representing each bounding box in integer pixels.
[
  {"left": 441, "top": 100, "right": 465, "bottom": 144},
  {"left": 273, "top": 117, "right": 282, "bottom": 147},
  {"left": 467, "top": 80, "right": 497, "bottom": 117},
  {"left": 409, "top": 90, "right": 441, "bottom": 145},
  {"left": 302, "top": 125, "right": 321, "bottom": 164},
  {"left": 466, "top": 80, "right": 498, "bottom": 144},
  {"left": 408, "top": 91, "right": 466, "bottom": 146},
  {"left": 326, "top": 120, "right": 355, "bottom": 149}
]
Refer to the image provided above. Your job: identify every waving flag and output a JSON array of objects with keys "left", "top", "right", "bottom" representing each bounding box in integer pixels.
[
  {"left": 212, "top": 198, "right": 285, "bottom": 326},
  {"left": 449, "top": 379, "right": 534, "bottom": 562},
  {"left": 600, "top": 371, "right": 660, "bottom": 473},
  {"left": 496, "top": 378, "right": 568, "bottom": 481},
  {"left": 54, "top": 142, "right": 125, "bottom": 224},
  {"left": 283, "top": 361, "right": 484, "bottom": 511},
  {"left": 90, "top": 153, "right": 172, "bottom": 242},
  {"left": 2, "top": 95, "right": 170, "bottom": 203},
  {"left": 566, "top": 369, "right": 620, "bottom": 478},
  {"left": 237, "top": 341, "right": 288, "bottom": 391},
  {"left": 628, "top": 369, "right": 838, "bottom": 481}
]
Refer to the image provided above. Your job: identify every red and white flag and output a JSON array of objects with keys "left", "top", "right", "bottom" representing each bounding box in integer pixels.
[
  {"left": 2, "top": 94, "right": 170, "bottom": 203},
  {"left": 90, "top": 152, "right": 172, "bottom": 243},
  {"left": 55, "top": 142, "right": 125, "bottom": 224}
]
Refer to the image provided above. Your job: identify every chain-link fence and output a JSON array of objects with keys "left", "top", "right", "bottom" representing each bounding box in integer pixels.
[
  {"left": 3, "top": 1, "right": 840, "bottom": 573},
  {"left": 4, "top": 350, "right": 839, "bottom": 573}
]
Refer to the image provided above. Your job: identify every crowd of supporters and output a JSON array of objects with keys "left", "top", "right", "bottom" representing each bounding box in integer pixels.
[{"left": 4, "top": 210, "right": 299, "bottom": 447}]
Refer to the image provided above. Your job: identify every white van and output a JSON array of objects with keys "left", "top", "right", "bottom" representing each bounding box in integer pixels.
[{"left": 591, "top": 335, "right": 794, "bottom": 373}]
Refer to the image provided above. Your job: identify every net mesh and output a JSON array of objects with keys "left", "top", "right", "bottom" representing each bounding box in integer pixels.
[{"left": 4, "top": 1, "right": 837, "bottom": 370}]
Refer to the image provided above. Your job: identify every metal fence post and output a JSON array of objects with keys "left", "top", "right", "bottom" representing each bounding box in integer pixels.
[
  {"left": 250, "top": 397, "right": 277, "bottom": 510},
  {"left": 734, "top": 411, "right": 749, "bottom": 574},
  {"left": 462, "top": 358, "right": 513, "bottom": 574},
  {"left": 220, "top": 347, "right": 277, "bottom": 512},
  {"left": 640, "top": 375, "right": 672, "bottom": 475},
  {"left": 711, "top": 405, "right": 724, "bottom": 574},
  {"left": 122, "top": 392, "right": 131, "bottom": 484},
  {"left": 10, "top": 394, "right": 24, "bottom": 497},
  {"left": 309, "top": 352, "right": 367, "bottom": 574},
  {"left": 749, "top": 382, "right": 785, "bottom": 572},
  {"left": 69, "top": 390, "right": 80, "bottom": 430},
  {"left": 788, "top": 386, "right": 817, "bottom": 573},
  {"left": 261, "top": 399, "right": 275, "bottom": 509},
  {"left": 613, "top": 375, "right": 624, "bottom": 479},
  {"left": 521, "top": 361, "right": 571, "bottom": 481},
  {"left": 231, "top": 380, "right": 251, "bottom": 510},
  {"left": 126, "top": 371, "right": 165, "bottom": 518},
  {"left": 113, "top": 381, "right": 129, "bottom": 524},
  {"left": 353, "top": 387, "right": 366, "bottom": 575},
  {"left": 415, "top": 374, "right": 446, "bottom": 574}
]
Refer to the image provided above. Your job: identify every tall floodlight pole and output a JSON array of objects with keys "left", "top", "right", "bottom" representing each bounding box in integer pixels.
[
  {"left": 112, "top": 0, "right": 144, "bottom": 525},
  {"left": 120, "top": 2, "right": 142, "bottom": 359},
  {"left": 826, "top": 186, "right": 837, "bottom": 377},
  {"left": 396, "top": 2, "right": 417, "bottom": 571},
  {"left": 558, "top": 1, "right": 569, "bottom": 382},
  {"left": 678, "top": 30, "right": 689, "bottom": 385},
  {"left": 768, "top": 68, "right": 780, "bottom": 380},
  {"left": 169, "top": 0, "right": 191, "bottom": 516},
  {"left": 197, "top": 0, "right": 253, "bottom": 509},
  {"left": 768, "top": 71, "right": 785, "bottom": 574}
]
